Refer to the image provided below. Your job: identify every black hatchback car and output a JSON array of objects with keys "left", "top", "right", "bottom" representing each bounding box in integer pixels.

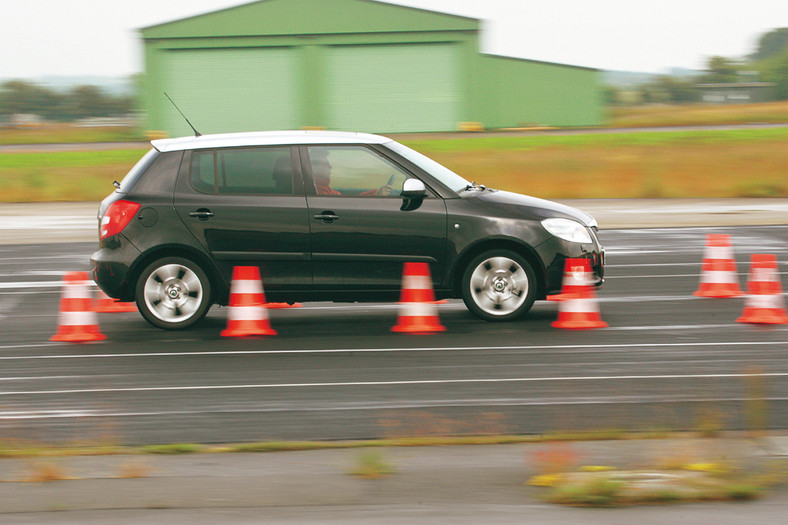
[{"left": 91, "top": 130, "right": 604, "bottom": 330}]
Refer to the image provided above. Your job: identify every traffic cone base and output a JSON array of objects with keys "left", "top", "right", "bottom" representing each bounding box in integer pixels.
[
  {"left": 392, "top": 316, "right": 447, "bottom": 334},
  {"left": 51, "top": 325, "right": 107, "bottom": 342},
  {"left": 51, "top": 272, "right": 107, "bottom": 343},
  {"left": 551, "top": 298, "right": 608, "bottom": 330},
  {"left": 264, "top": 302, "right": 303, "bottom": 309},
  {"left": 221, "top": 266, "right": 277, "bottom": 337},
  {"left": 392, "top": 262, "right": 445, "bottom": 334},
  {"left": 94, "top": 290, "right": 138, "bottom": 313},
  {"left": 737, "top": 309, "right": 788, "bottom": 324}
]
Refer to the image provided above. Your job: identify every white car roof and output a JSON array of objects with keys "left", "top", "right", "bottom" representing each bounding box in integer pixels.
[{"left": 151, "top": 130, "right": 391, "bottom": 152}]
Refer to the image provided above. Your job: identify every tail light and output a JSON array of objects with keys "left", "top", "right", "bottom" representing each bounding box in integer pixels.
[{"left": 100, "top": 200, "right": 141, "bottom": 240}]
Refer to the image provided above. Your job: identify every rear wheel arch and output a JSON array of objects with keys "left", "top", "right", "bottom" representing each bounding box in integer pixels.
[{"left": 127, "top": 246, "right": 227, "bottom": 304}]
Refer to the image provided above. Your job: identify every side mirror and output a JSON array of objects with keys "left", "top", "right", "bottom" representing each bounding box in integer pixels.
[{"left": 401, "top": 179, "right": 426, "bottom": 199}]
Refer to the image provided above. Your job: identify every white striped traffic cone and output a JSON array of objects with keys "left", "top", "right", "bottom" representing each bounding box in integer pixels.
[
  {"left": 737, "top": 254, "right": 788, "bottom": 325},
  {"left": 221, "top": 266, "right": 277, "bottom": 337},
  {"left": 551, "top": 258, "right": 608, "bottom": 330},
  {"left": 391, "top": 262, "right": 446, "bottom": 334},
  {"left": 51, "top": 271, "right": 107, "bottom": 342},
  {"left": 694, "top": 234, "right": 743, "bottom": 298}
]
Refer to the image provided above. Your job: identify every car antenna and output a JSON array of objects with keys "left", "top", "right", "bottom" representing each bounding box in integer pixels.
[{"left": 164, "top": 92, "right": 201, "bottom": 137}]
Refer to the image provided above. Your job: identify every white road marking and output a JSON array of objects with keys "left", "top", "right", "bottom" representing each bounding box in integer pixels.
[
  {"left": 1, "top": 340, "right": 786, "bottom": 361},
  {"left": 0, "top": 216, "right": 94, "bottom": 230},
  {"left": 3, "top": 370, "right": 788, "bottom": 396},
  {"left": 7, "top": 395, "right": 788, "bottom": 420}
]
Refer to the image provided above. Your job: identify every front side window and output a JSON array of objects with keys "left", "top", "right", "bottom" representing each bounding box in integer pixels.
[
  {"left": 306, "top": 146, "right": 411, "bottom": 197},
  {"left": 384, "top": 140, "right": 471, "bottom": 193},
  {"left": 190, "top": 146, "right": 294, "bottom": 195}
]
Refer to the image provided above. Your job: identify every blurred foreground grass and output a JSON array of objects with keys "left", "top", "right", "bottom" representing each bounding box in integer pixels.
[{"left": 1, "top": 127, "right": 785, "bottom": 202}]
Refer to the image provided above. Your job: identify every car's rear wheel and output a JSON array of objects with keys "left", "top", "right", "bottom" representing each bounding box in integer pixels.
[
  {"left": 462, "top": 249, "right": 537, "bottom": 321},
  {"left": 135, "top": 257, "right": 212, "bottom": 330}
]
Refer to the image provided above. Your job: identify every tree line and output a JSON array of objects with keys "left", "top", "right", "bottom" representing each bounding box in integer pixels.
[
  {"left": 0, "top": 80, "right": 136, "bottom": 122},
  {"left": 607, "top": 28, "right": 788, "bottom": 105},
  {"left": 3, "top": 28, "right": 787, "bottom": 118}
]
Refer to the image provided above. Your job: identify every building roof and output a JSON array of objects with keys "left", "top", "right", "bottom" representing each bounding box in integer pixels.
[{"left": 140, "top": 0, "right": 479, "bottom": 39}]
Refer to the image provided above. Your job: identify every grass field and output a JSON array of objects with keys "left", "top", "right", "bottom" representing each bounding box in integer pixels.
[
  {"left": 405, "top": 128, "right": 788, "bottom": 199},
  {"left": 0, "top": 149, "right": 147, "bottom": 202},
  {"left": 607, "top": 101, "right": 788, "bottom": 128},
  {"left": 1, "top": 127, "right": 785, "bottom": 202},
  {"left": 0, "top": 125, "right": 144, "bottom": 145}
]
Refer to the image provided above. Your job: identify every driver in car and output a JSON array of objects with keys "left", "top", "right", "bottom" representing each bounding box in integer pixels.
[{"left": 311, "top": 149, "right": 392, "bottom": 196}]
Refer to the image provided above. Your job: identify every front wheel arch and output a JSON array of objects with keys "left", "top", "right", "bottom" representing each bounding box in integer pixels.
[{"left": 452, "top": 240, "right": 545, "bottom": 299}]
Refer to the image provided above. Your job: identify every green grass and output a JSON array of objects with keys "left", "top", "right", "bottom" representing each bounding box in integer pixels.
[
  {"left": 0, "top": 125, "right": 146, "bottom": 145},
  {"left": 401, "top": 127, "right": 788, "bottom": 153},
  {"left": 1, "top": 128, "right": 787, "bottom": 201}
]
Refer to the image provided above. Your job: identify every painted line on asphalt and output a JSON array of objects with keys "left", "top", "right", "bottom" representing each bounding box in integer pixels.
[
  {"left": 7, "top": 396, "right": 788, "bottom": 420},
  {"left": 1, "top": 340, "right": 786, "bottom": 361},
  {"left": 3, "top": 371, "right": 788, "bottom": 396},
  {"left": 0, "top": 343, "right": 59, "bottom": 351}
]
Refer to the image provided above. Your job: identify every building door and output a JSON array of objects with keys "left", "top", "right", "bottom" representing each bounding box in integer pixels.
[{"left": 323, "top": 43, "right": 462, "bottom": 133}]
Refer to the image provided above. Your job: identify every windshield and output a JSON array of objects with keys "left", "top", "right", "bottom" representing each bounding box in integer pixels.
[
  {"left": 384, "top": 140, "right": 471, "bottom": 193},
  {"left": 117, "top": 148, "right": 159, "bottom": 193}
]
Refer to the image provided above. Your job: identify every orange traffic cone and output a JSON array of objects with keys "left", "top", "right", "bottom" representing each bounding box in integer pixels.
[
  {"left": 51, "top": 271, "right": 107, "bottom": 342},
  {"left": 221, "top": 266, "right": 277, "bottom": 337},
  {"left": 391, "top": 262, "right": 446, "bottom": 334},
  {"left": 94, "top": 290, "right": 137, "bottom": 313},
  {"left": 551, "top": 258, "right": 608, "bottom": 330},
  {"left": 694, "top": 234, "right": 743, "bottom": 298},
  {"left": 737, "top": 254, "right": 788, "bottom": 325},
  {"left": 547, "top": 259, "right": 590, "bottom": 301}
]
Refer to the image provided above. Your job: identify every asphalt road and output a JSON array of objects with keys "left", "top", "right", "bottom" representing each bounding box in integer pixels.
[{"left": 1, "top": 226, "right": 786, "bottom": 446}]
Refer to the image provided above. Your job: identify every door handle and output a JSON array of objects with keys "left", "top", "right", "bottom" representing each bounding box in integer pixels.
[
  {"left": 313, "top": 213, "right": 339, "bottom": 223},
  {"left": 188, "top": 209, "right": 215, "bottom": 220}
]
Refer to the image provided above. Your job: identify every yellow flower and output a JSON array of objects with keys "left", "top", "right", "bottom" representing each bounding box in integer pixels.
[{"left": 527, "top": 473, "right": 564, "bottom": 487}]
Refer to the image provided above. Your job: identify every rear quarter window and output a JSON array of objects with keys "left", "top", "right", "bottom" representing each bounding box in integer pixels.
[
  {"left": 116, "top": 149, "right": 158, "bottom": 193},
  {"left": 129, "top": 151, "right": 183, "bottom": 195}
]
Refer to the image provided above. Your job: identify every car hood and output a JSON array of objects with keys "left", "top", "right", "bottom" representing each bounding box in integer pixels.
[{"left": 463, "top": 189, "right": 597, "bottom": 227}]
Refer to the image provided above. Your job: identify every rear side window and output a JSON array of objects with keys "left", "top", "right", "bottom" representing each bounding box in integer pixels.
[{"left": 189, "top": 146, "right": 294, "bottom": 195}]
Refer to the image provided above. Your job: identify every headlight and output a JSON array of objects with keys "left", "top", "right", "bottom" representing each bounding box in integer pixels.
[{"left": 542, "top": 218, "right": 593, "bottom": 244}]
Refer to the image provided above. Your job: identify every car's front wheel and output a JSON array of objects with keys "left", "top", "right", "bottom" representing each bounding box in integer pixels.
[
  {"left": 462, "top": 249, "right": 537, "bottom": 321},
  {"left": 135, "top": 257, "right": 212, "bottom": 330}
]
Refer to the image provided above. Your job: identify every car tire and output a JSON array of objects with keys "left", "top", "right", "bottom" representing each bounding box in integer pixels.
[
  {"left": 135, "top": 256, "right": 212, "bottom": 330},
  {"left": 461, "top": 249, "right": 537, "bottom": 322}
]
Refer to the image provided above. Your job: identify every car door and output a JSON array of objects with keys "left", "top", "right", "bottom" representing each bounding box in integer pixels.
[
  {"left": 301, "top": 144, "right": 447, "bottom": 290},
  {"left": 173, "top": 145, "right": 312, "bottom": 291}
]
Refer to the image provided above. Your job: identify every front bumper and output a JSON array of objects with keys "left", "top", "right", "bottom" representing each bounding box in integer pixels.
[{"left": 536, "top": 237, "right": 605, "bottom": 297}]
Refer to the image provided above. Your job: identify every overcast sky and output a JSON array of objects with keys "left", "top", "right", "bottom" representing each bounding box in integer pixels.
[{"left": 1, "top": 0, "right": 786, "bottom": 80}]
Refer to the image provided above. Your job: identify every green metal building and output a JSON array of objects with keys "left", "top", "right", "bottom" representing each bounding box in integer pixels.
[{"left": 140, "top": 0, "right": 603, "bottom": 136}]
